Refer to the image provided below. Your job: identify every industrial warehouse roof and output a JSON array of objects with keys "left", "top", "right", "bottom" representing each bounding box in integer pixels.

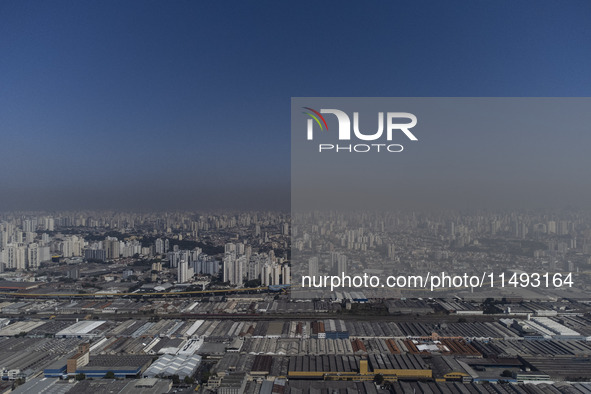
[
  {"left": 11, "top": 377, "right": 72, "bottom": 394},
  {"left": 55, "top": 320, "right": 106, "bottom": 337},
  {"left": 289, "top": 355, "right": 359, "bottom": 373},
  {"left": 76, "top": 354, "right": 153, "bottom": 378},
  {"left": 0, "top": 281, "right": 41, "bottom": 290},
  {"left": 85, "top": 354, "right": 153, "bottom": 368},
  {"left": 0, "top": 320, "right": 46, "bottom": 336},
  {"left": 521, "top": 356, "right": 591, "bottom": 381},
  {"left": 142, "top": 354, "right": 201, "bottom": 379},
  {"left": 431, "top": 355, "right": 478, "bottom": 380},
  {"left": 368, "top": 353, "right": 429, "bottom": 371}
]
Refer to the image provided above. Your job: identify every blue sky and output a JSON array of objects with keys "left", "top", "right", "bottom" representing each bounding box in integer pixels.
[{"left": 1, "top": 1, "right": 590, "bottom": 210}]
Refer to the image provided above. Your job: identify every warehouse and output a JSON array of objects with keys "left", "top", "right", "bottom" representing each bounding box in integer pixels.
[
  {"left": 519, "top": 356, "right": 591, "bottom": 381},
  {"left": 473, "top": 338, "right": 591, "bottom": 358},
  {"left": 250, "top": 355, "right": 273, "bottom": 377},
  {"left": 386, "top": 299, "right": 434, "bottom": 315},
  {"left": 531, "top": 317, "right": 586, "bottom": 340},
  {"left": 184, "top": 319, "right": 204, "bottom": 337},
  {"left": 431, "top": 355, "right": 476, "bottom": 383},
  {"left": 0, "top": 281, "right": 41, "bottom": 291},
  {"left": 75, "top": 355, "right": 153, "bottom": 378},
  {"left": 435, "top": 299, "right": 483, "bottom": 315},
  {"left": 43, "top": 357, "right": 69, "bottom": 377},
  {"left": 323, "top": 319, "right": 349, "bottom": 339},
  {"left": 55, "top": 320, "right": 107, "bottom": 338},
  {"left": 287, "top": 354, "right": 432, "bottom": 381},
  {"left": 177, "top": 338, "right": 203, "bottom": 355},
  {"left": 287, "top": 355, "right": 360, "bottom": 379},
  {"left": 368, "top": 354, "right": 431, "bottom": 379},
  {"left": 0, "top": 349, "right": 55, "bottom": 380},
  {"left": 266, "top": 321, "right": 284, "bottom": 338},
  {"left": 27, "top": 320, "right": 74, "bottom": 338},
  {"left": 217, "top": 372, "right": 247, "bottom": 394},
  {"left": 211, "top": 353, "right": 254, "bottom": 377},
  {"left": 0, "top": 321, "right": 46, "bottom": 337},
  {"left": 142, "top": 354, "right": 201, "bottom": 379}
]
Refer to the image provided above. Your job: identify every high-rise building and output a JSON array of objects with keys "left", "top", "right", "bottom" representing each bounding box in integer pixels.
[
  {"left": 178, "top": 260, "right": 192, "bottom": 283},
  {"left": 223, "top": 252, "right": 244, "bottom": 286},
  {"left": 0, "top": 231, "right": 7, "bottom": 249},
  {"left": 43, "top": 217, "right": 55, "bottom": 232},
  {"left": 271, "top": 263, "right": 281, "bottom": 285},
  {"left": 155, "top": 238, "right": 164, "bottom": 255},
  {"left": 225, "top": 243, "right": 236, "bottom": 254},
  {"left": 337, "top": 254, "right": 347, "bottom": 276},
  {"left": 104, "top": 237, "right": 120, "bottom": 259},
  {"left": 235, "top": 255, "right": 246, "bottom": 286},
  {"left": 27, "top": 243, "right": 40, "bottom": 270},
  {"left": 261, "top": 262, "right": 289, "bottom": 286},
  {"left": 168, "top": 251, "right": 180, "bottom": 268},
  {"left": 223, "top": 252, "right": 235, "bottom": 284},
  {"left": 308, "top": 257, "right": 319, "bottom": 277},
  {"left": 261, "top": 263, "right": 272, "bottom": 286},
  {"left": 23, "top": 219, "right": 34, "bottom": 233},
  {"left": 2, "top": 243, "right": 26, "bottom": 270},
  {"left": 195, "top": 257, "right": 219, "bottom": 277},
  {"left": 281, "top": 264, "right": 291, "bottom": 285},
  {"left": 84, "top": 248, "right": 106, "bottom": 262},
  {"left": 247, "top": 253, "right": 266, "bottom": 281},
  {"left": 548, "top": 220, "right": 556, "bottom": 234}
]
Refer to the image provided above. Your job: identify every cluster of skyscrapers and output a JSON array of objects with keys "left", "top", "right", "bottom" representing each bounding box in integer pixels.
[{"left": 223, "top": 242, "right": 290, "bottom": 287}]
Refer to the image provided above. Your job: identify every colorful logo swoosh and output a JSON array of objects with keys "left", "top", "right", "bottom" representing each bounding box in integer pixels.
[{"left": 302, "top": 107, "right": 328, "bottom": 130}]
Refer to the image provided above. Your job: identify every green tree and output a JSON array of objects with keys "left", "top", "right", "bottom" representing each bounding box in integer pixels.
[
  {"left": 374, "top": 374, "right": 384, "bottom": 385},
  {"left": 244, "top": 279, "right": 261, "bottom": 288},
  {"left": 75, "top": 373, "right": 86, "bottom": 381},
  {"left": 201, "top": 371, "right": 211, "bottom": 383},
  {"left": 104, "top": 371, "right": 115, "bottom": 379},
  {"left": 12, "top": 378, "right": 26, "bottom": 390},
  {"left": 501, "top": 370, "right": 513, "bottom": 378}
]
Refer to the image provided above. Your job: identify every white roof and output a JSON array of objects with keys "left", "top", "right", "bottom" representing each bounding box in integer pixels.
[{"left": 56, "top": 320, "right": 106, "bottom": 336}]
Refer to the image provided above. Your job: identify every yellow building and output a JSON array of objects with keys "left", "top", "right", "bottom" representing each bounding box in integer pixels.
[{"left": 287, "top": 354, "right": 432, "bottom": 381}]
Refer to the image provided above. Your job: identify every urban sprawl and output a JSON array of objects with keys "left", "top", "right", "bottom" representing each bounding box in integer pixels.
[{"left": 0, "top": 210, "right": 590, "bottom": 394}]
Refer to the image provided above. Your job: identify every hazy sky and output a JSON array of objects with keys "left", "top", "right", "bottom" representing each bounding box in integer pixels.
[{"left": 1, "top": 1, "right": 591, "bottom": 211}]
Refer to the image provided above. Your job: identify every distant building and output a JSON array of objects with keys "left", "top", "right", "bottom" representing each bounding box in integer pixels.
[
  {"left": 67, "top": 343, "right": 90, "bottom": 374},
  {"left": 178, "top": 260, "right": 193, "bottom": 283},
  {"left": 84, "top": 248, "right": 106, "bottom": 262},
  {"left": 2, "top": 243, "right": 26, "bottom": 270},
  {"left": 223, "top": 252, "right": 243, "bottom": 286}
]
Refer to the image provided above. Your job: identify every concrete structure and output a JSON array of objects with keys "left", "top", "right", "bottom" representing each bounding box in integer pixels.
[
  {"left": 67, "top": 343, "right": 90, "bottom": 374},
  {"left": 142, "top": 354, "right": 201, "bottom": 379},
  {"left": 287, "top": 354, "right": 431, "bottom": 381},
  {"left": 76, "top": 355, "right": 153, "bottom": 378},
  {"left": 55, "top": 320, "right": 106, "bottom": 338}
]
